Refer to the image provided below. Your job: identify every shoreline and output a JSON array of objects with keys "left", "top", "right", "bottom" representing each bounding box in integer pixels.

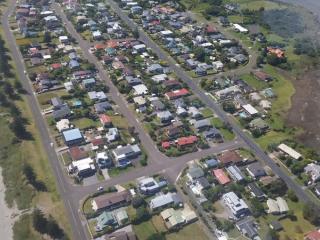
[{"left": 0, "top": 168, "right": 21, "bottom": 240}]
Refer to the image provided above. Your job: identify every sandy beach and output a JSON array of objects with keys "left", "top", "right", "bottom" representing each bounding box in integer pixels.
[{"left": 0, "top": 168, "right": 20, "bottom": 240}]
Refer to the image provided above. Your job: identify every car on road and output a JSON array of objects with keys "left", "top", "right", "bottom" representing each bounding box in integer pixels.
[{"left": 97, "top": 186, "right": 104, "bottom": 191}]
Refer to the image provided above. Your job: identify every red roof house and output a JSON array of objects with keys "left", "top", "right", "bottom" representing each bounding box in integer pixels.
[
  {"left": 162, "top": 141, "right": 171, "bottom": 149},
  {"left": 213, "top": 169, "right": 231, "bottom": 185},
  {"left": 177, "top": 136, "right": 197, "bottom": 147},
  {"left": 99, "top": 114, "right": 112, "bottom": 127},
  {"left": 165, "top": 88, "right": 190, "bottom": 100},
  {"left": 51, "top": 63, "right": 62, "bottom": 70},
  {"left": 305, "top": 230, "right": 320, "bottom": 240}
]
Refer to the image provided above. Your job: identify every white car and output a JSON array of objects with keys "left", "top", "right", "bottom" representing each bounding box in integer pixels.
[{"left": 97, "top": 186, "right": 104, "bottom": 191}]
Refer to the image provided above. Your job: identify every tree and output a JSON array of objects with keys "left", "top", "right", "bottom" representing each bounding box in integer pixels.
[
  {"left": 132, "top": 195, "right": 145, "bottom": 209},
  {"left": 32, "top": 209, "right": 47, "bottom": 234},
  {"left": 134, "top": 206, "right": 150, "bottom": 223},
  {"left": 303, "top": 204, "right": 320, "bottom": 225},
  {"left": 133, "top": 27, "right": 139, "bottom": 39},
  {"left": 287, "top": 189, "right": 298, "bottom": 202},
  {"left": 222, "top": 101, "right": 236, "bottom": 113},
  {"left": 250, "top": 198, "right": 265, "bottom": 217},
  {"left": 194, "top": 47, "right": 206, "bottom": 62},
  {"left": 43, "top": 31, "right": 51, "bottom": 43},
  {"left": 46, "top": 215, "right": 64, "bottom": 239},
  {"left": 10, "top": 116, "right": 30, "bottom": 140}
]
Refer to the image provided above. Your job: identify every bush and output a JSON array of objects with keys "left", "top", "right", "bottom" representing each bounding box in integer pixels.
[
  {"left": 287, "top": 189, "right": 298, "bottom": 202},
  {"left": 132, "top": 195, "right": 145, "bottom": 209}
]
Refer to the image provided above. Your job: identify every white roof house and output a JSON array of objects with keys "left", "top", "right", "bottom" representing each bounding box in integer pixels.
[
  {"left": 56, "top": 119, "right": 70, "bottom": 132},
  {"left": 267, "top": 197, "right": 289, "bottom": 214},
  {"left": 242, "top": 104, "right": 258, "bottom": 116},
  {"left": 304, "top": 163, "right": 320, "bottom": 183},
  {"left": 69, "top": 157, "right": 95, "bottom": 173},
  {"left": 278, "top": 143, "right": 302, "bottom": 160},
  {"left": 267, "top": 199, "right": 279, "bottom": 214},
  {"left": 160, "top": 30, "right": 173, "bottom": 36},
  {"left": 233, "top": 24, "right": 248, "bottom": 33},
  {"left": 133, "top": 84, "right": 148, "bottom": 96},
  {"left": 276, "top": 197, "right": 289, "bottom": 213},
  {"left": 222, "top": 192, "right": 249, "bottom": 217}
]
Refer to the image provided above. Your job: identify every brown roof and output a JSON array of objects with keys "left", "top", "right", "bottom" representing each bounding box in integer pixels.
[
  {"left": 93, "top": 191, "right": 131, "bottom": 211},
  {"left": 105, "top": 231, "right": 136, "bottom": 240},
  {"left": 218, "top": 150, "right": 242, "bottom": 165},
  {"left": 69, "top": 146, "right": 89, "bottom": 161}
]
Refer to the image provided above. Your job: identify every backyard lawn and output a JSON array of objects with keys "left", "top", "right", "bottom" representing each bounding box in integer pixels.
[
  {"left": 133, "top": 220, "right": 157, "bottom": 240},
  {"left": 37, "top": 90, "right": 69, "bottom": 107},
  {"left": 166, "top": 223, "right": 208, "bottom": 240},
  {"left": 72, "top": 117, "right": 100, "bottom": 129},
  {"left": 241, "top": 73, "right": 269, "bottom": 90}
]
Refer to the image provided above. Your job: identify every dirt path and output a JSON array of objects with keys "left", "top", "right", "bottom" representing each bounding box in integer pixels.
[
  {"left": 286, "top": 69, "right": 320, "bottom": 152},
  {"left": 0, "top": 168, "right": 21, "bottom": 240}
]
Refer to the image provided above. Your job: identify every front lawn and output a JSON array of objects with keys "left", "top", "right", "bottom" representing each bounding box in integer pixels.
[{"left": 72, "top": 117, "right": 100, "bottom": 129}]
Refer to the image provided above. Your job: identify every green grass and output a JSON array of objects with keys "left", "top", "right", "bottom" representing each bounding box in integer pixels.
[
  {"left": 151, "top": 215, "right": 167, "bottom": 233},
  {"left": 241, "top": 73, "right": 269, "bottom": 90},
  {"left": 61, "top": 152, "right": 72, "bottom": 166},
  {"left": 110, "top": 115, "right": 130, "bottom": 129},
  {"left": 133, "top": 220, "right": 157, "bottom": 240},
  {"left": 83, "top": 197, "right": 94, "bottom": 215},
  {"left": 13, "top": 214, "right": 41, "bottom": 240},
  {"left": 211, "top": 117, "right": 235, "bottom": 141},
  {"left": 201, "top": 108, "right": 213, "bottom": 118},
  {"left": 37, "top": 90, "right": 69, "bottom": 107},
  {"left": 166, "top": 223, "right": 208, "bottom": 240},
  {"left": 258, "top": 199, "right": 316, "bottom": 240},
  {"left": 108, "top": 165, "right": 135, "bottom": 177},
  {"left": 72, "top": 118, "right": 100, "bottom": 129}
]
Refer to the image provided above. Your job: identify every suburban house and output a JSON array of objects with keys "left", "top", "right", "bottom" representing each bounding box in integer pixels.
[
  {"left": 236, "top": 217, "right": 258, "bottom": 239},
  {"left": 68, "top": 157, "right": 95, "bottom": 178},
  {"left": 62, "top": 128, "right": 84, "bottom": 146},
  {"left": 149, "top": 193, "right": 181, "bottom": 211},
  {"left": 246, "top": 162, "right": 266, "bottom": 179},
  {"left": 304, "top": 163, "right": 320, "bottom": 183},
  {"left": 137, "top": 176, "right": 167, "bottom": 195},
  {"left": 304, "top": 229, "right": 320, "bottom": 240},
  {"left": 277, "top": 143, "right": 302, "bottom": 160},
  {"left": 160, "top": 205, "right": 197, "bottom": 230},
  {"left": 267, "top": 197, "right": 289, "bottom": 215},
  {"left": 218, "top": 150, "right": 243, "bottom": 165},
  {"left": 187, "top": 166, "right": 204, "bottom": 181},
  {"left": 226, "top": 165, "right": 244, "bottom": 182},
  {"left": 213, "top": 169, "right": 231, "bottom": 185},
  {"left": 222, "top": 191, "right": 250, "bottom": 218},
  {"left": 112, "top": 144, "right": 141, "bottom": 167},
  {"left": 91, "top": 191, "right": 131, "bottom": 212}
]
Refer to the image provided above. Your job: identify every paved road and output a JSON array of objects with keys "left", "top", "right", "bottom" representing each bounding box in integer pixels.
[
  {"left": 1, "top": 2, "right": 89, "bottom": 240},
  {"left": 106, "top": 0, "right": 318, "bottom": 206}
]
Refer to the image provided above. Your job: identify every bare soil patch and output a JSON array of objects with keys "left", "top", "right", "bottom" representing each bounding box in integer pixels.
[{"left": 286, "top": 68, "right": 320, "bottom": 152}]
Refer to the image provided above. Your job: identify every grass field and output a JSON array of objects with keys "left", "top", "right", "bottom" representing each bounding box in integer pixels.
[
  {"left": 37, "top": 90, "right": 69, "bottom": 108},
  {"left": 258, "top": 200, "right": 315, "bottom": 239},
  {"left": 241, "top": 73, "right": 269, "bottom": 90}
]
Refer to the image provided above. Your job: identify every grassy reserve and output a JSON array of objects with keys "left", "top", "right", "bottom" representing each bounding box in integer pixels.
[{"left": 0, "top": 5, "right": 71, "bottom": 240}]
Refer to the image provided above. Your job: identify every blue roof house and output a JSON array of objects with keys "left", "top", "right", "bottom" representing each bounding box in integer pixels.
[
  {"left": 69, "top": 60, "right": 80, "bottom": 70},
  {"left": 62, "top": 128, "right": 84, "bottom": 146},
  {"left": 82, "top": 78, "right": 96, "bottom": 89}
]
